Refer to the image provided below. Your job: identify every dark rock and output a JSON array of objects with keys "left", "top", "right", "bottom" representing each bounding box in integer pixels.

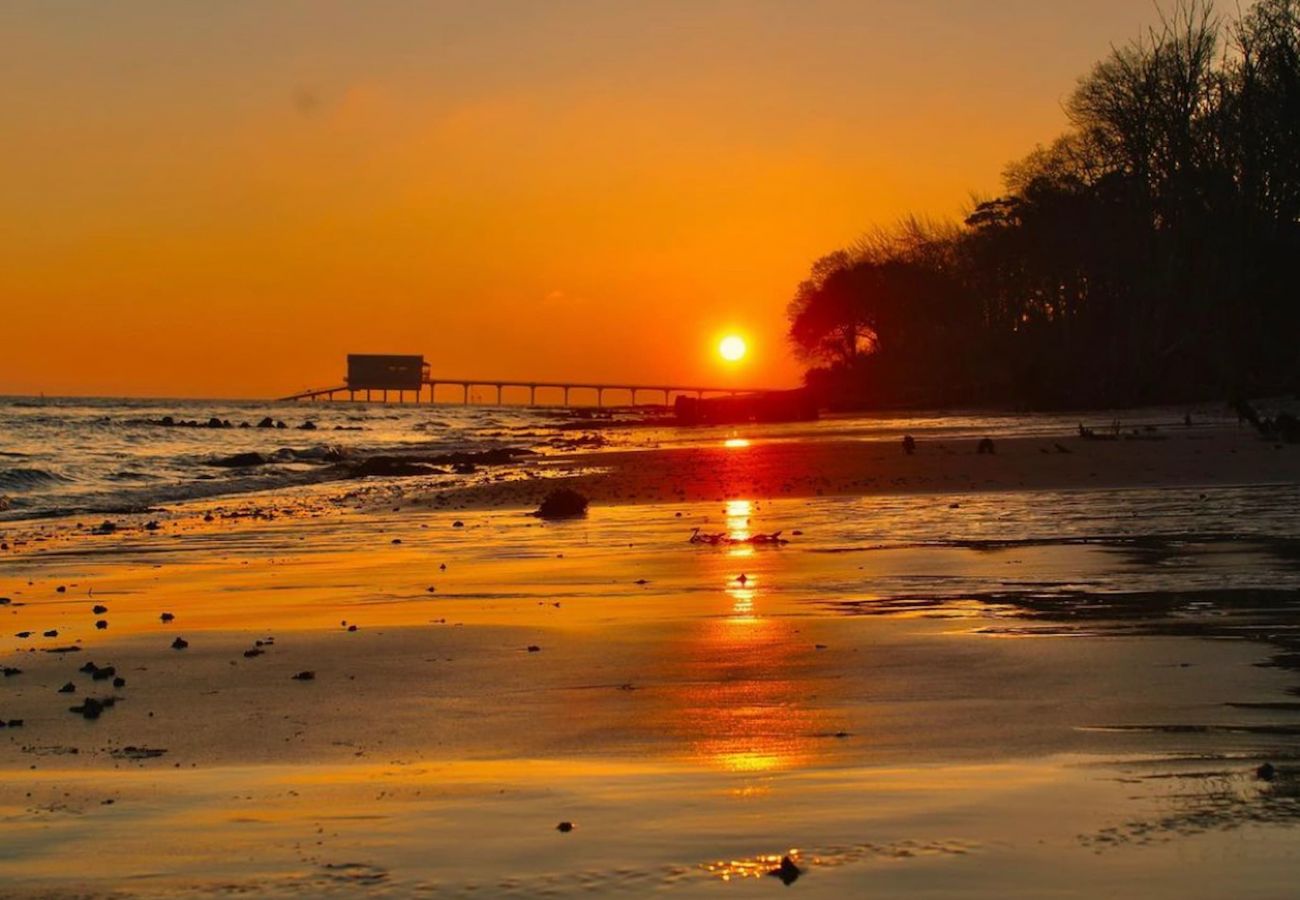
[
  {"left": 43, "top": 629, "right": 58, "bottom": 637},
  {"left": 93, "top": 521, "right": 117, "bottom": 535},
  {"left": 56, "top": 585, "right": 66, "bottom": 593},
  {"left": 351, "top": 457, "right": 441, "bottom": 478},
  {"left": 533, "top": 489, "right": 589, "bottom": 520},
  {"left": 160, "top": 612, "right": 175, "bottom": 622},
  {"left": 452, "top": 520, "right": 464, "bottom": 528},
  {"left": 977, "top": 437, "right": 996, "bottom": 454},
  {"left": 556, "top": 821, "right": 574, "bottom": 833},
  {"left": 768, "top": 856, "right": 802, "bottom": 885},
  {"left": 15, "top": 632, "right": 31, "bottom": 639},
  {"left": 452, "top": 461, "right": 477, "bottom": 474},
  {"left": 297, "top": 421, "right": 317, "bottom": 430},
  {"left": 5, "top": 719, "right": 22, "bottom": 728},
  {"left": 92, "top": 604, "right": 108, "bottom": 614},
  {"left": 2, "top": 667, "right": 21, "bottom": 677},
  {"left": 902, "top": 435, "right": 916, "bottom": 455},
  {"left": 79, "top": 661, "right": 98, "bottom": 673},
  {"left": 113, "top": 676, "right": 126, "bottom": 688},
  {"left": 210, "top": 452, "right": 269, "bottom": 468},
  {"left": 347, "top": 624, "right": 358, "bottom": 632},
  {"left": 92, "top": 666, "right": 116, "bottom": 681},
  {"left": 527, "top": 645, "right": 541, "bottom": 653},
  {"left": 95, "top": 620, "right": 108, "bottom": 630},
  {"left": 145, "top": 520, "right": 160, "bottom": 531},
  {"left": 243, "top": 648, "right": 264, "bottom": 658},
  {"left": 171, "top": 637, "right": 189, "bottom": 650},
  {"left": 292, "top": 671, "right": 315, "bottom": 681},
  {"left": 58, "top": 682, "right": 76, "bottom": 693},
  {"left": 1257, "top": 762, "right": 1277, "bottom": 781},
  {"left": 257, "top": 417, "right": 276, "bottom": 428}
]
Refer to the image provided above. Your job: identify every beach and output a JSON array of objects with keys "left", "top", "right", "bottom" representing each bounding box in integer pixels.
[{"left": 3, "top": 410, "right": 1300, "bottom": 897}]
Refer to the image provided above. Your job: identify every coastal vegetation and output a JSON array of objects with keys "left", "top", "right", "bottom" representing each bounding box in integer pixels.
[{"left": 789, "top": 0, "right": 1300, "bottom": 409}]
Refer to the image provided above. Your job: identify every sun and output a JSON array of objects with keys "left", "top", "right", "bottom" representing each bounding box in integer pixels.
[{"left": 719, "top": 335, "right": 747, "bottom": 362}]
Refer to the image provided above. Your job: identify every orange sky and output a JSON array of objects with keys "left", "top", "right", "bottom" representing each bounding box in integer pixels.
[{"left": 0, "top": 1, "right": 1215, "bottom": 398}]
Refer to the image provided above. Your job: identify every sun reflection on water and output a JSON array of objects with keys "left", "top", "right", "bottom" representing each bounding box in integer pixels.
[{"left": 702, "top": 849, "right": 802, "bottom": 882}]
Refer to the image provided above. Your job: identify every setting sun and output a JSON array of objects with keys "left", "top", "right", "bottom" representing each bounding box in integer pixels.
[{"left": 719, "top": 335, "right": 747, "bottom": 362}]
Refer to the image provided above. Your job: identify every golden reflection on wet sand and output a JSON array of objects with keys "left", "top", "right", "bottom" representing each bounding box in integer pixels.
[{"left": 651, "top": 505, "right": 841, "bottom": 773}]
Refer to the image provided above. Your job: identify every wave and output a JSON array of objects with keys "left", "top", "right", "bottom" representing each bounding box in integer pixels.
[{"left": 0, "top": 467, "right": 73, "bottom": 491}]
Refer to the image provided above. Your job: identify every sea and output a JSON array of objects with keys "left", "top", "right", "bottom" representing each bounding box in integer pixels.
[{"left": 0, "top": 394, "right": 1244, "bottom": 522}]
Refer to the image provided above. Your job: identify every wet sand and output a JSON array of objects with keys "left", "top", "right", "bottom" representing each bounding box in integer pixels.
[
  {"left": 2, "top": 429, "right": 1300, "bottom": 897},
  {"left": 413, "top": 426, "right": 1300, "bottom": 511}
]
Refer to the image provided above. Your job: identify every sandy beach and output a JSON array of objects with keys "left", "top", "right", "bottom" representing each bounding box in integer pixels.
[{"left": 3, "top": 421, "right": 1299, "bottom": 897}]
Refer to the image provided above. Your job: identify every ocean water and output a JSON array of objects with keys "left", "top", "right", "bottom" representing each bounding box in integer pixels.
[
  {"left": 0, "top": 396, "right": 585, "bottom": 520},
  {"left": 0, "top": 395, "right": 1236, "bottom": 521}
]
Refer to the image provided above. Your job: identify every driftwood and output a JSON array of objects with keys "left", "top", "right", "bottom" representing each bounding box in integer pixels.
[{"left": 688, "top": 527, "right": 788, "bottom": 546}]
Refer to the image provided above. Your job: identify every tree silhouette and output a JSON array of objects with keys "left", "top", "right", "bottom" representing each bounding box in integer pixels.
[{"left": 790, "top": 0, "right": 1300, "bottom": 409}]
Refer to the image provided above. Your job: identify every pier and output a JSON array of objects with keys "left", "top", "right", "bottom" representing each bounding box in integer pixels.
[
  {"left": 279, "top": 355, "right": 777, "bottom": 407},
  {"left": 281, "top": 378, "right": 771, "bottom": 407}
]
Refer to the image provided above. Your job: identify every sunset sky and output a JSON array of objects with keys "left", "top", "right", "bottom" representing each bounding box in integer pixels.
[{"left": 1, "top": 1, "right": 1217, "bottom": 398}]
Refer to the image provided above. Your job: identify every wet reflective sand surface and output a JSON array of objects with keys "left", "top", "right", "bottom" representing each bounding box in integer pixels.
[{"left": 3, "top": 481, "right": 1300, "bottom": 896}]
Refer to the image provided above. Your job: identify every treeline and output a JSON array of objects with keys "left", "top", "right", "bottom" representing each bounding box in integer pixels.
[{"left": 789, "top": 1, "right": 1300, "bottom": 409}]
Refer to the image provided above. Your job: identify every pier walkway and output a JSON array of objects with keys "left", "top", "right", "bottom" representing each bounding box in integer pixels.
[{"left": 280, "top": 377, "right": 777, "bottom": 407}]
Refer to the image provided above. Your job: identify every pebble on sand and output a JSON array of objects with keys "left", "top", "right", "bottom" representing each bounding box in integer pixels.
[
  {"left": 70, "top": 697, "right": 115, "bottom": 720},
  {"left": 556, "top": 821, "right": 575, "bottom": 833},
  {"left": 171, "top": 637, "right": 189, "bottom": 650},
  {"left": 160, "top": 612, "right": 175, "bottom": 622},
  {"left": 292, "top": 671, "right": 316, "bottom": 681}
]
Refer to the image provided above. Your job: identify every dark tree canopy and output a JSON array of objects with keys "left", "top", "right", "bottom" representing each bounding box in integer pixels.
[{"left": 790, "top": 0, "right": 1300, "bottom": 409}]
